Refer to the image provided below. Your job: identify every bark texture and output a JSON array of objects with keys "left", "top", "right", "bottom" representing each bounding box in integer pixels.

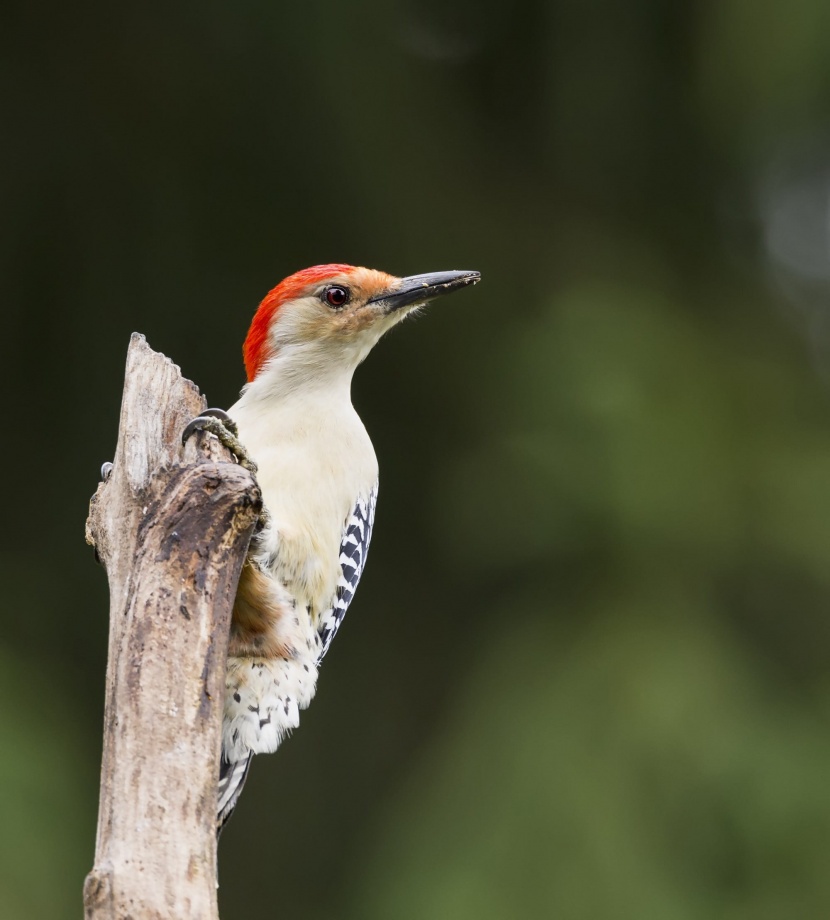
[{"left": 84, "top": 334, "right": 260, "bottom": 920}]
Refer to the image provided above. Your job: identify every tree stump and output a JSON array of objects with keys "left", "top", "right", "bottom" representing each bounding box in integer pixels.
[{"left": 83, "top": 334, "right": 259, "bottom": 920}]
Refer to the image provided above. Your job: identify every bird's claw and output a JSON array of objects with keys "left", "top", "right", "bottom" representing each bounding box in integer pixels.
[
  {"left": 101, "top": 461, "right": 113, "bottom": 481},
  {"left": 182, "top": 408, "right": 258, "bottom": 474},
  {"left": 182, "top": 406, "right": 239, "bottom": 440}
]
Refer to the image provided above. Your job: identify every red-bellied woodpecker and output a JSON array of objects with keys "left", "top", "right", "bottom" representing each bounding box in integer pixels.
[{"left": 184, "top": 264, "right": 480, "bottom": 828}]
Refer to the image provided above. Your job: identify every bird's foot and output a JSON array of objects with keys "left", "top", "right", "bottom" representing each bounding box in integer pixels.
[{"left": 182, "top": 408, "right": 258, "bottom": 474}]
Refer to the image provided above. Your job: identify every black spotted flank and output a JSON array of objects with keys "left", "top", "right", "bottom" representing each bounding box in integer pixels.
[{"left": 316, "top": 484, "right": 378, "bottom": 662}]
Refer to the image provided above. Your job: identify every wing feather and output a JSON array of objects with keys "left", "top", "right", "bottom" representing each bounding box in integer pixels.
[{"left": 317, "top": 483, "right": 378, "bottom": 661}]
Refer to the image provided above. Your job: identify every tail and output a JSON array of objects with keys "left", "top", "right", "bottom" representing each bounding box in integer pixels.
[{"left": 217, "top": 753, "right": 253, "bottom": 833}]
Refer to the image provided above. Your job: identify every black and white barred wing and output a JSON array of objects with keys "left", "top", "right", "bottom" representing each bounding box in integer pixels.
[{"left": 317, "top": 483, "right": 378, "bottom": 661}]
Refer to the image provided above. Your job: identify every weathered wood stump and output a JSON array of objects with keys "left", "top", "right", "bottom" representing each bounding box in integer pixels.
[{"left": 83, "top": 334, "right": 259, "bottom": 919}]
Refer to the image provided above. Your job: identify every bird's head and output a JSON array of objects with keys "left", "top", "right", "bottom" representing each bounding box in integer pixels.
[{"left": 243, "top": 264, "right": 480, "bottom": 383}]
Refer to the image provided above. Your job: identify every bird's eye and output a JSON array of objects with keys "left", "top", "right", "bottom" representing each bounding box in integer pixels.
[{"left": 324, "top": 286, "right": 350, "bottom": 309}]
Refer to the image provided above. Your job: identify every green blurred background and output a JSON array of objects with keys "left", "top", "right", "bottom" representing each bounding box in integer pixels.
[{"left": 4, "top": 0, "right": 830, "bottom": 917}]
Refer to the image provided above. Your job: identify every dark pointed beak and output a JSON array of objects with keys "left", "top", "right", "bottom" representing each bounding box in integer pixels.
[{"left": 368, "top": 270, "right": 481, "bottom": 313}]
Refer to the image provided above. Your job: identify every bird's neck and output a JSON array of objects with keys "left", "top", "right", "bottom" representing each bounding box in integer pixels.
[{"left": 237, "top": 345, "right": 357, "bottom": 409}]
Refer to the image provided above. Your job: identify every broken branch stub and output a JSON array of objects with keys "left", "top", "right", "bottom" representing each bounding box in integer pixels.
[{"left": 84, "top": 333, "right": 258, "bottom": 920}]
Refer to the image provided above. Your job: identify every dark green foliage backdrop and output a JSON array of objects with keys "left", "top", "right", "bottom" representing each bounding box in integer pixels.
[{"left": 3, "top": 1, "right": 830, "bottom": 917}]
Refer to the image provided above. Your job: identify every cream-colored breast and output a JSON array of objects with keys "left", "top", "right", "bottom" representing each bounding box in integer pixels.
[{"left": 229, "top": 387, "right": 378, "bottom": 613}]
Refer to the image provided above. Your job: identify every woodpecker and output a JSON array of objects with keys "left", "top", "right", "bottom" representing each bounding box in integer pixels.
[{"left": 185, "top": 264, "right": 480, "bottom": 828}]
